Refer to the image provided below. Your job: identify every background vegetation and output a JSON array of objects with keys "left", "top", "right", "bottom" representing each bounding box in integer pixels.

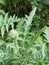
[{"left": 0, "top": 0, "right": 49, "bottom": 65}]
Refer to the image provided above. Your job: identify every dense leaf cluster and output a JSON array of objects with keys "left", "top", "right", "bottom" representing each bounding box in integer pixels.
[{"left": 0, "top": 0, "right": 49, "bottom": 65}]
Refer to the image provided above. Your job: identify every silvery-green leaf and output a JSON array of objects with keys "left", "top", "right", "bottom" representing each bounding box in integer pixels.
[
  {"left": 6, "top": 24, "right": 9, "bottom": 32},
  {"left": 11, "top": 23, "right": 14, "bottom": 29},
  {"left": 0, "top": 15, "right": 3, "bottom": 26},
  {"left": 43, "top": 26, "right": 49, "bottom": 42},
  {"left": 1, "top": 26, "right": 5, "bottom": 38},
  {"left": 4, "top": 13, "right": 8, "bottom": 25}
]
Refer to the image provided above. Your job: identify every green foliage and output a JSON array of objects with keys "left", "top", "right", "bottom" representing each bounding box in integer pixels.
[
  {"left": 0, "top": 9, "right": 6, "bottom": 15},
  {"left": 0, "top": 13, "right": 22, "bottom": 38},
  {"left": 0, "top": 0, "right": 6, "bottom": 5},
  {"left": 43, "top": 26, "right": 49, "bottom": 43},
  {"left": 43, "top": 0, "right": 49, "bottom": 5},
  {"left": 0, "top": 0, "right": 32, "bottom": 17},
  {"left": 0, "top": 0, "right": 49, "bottom": 65}
]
